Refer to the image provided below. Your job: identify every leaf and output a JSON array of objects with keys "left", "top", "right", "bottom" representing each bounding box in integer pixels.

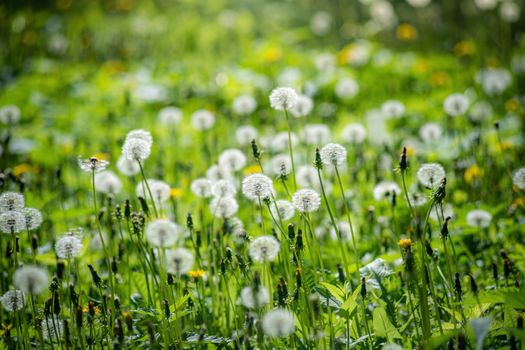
[
  {"left": 428, "top": 330, "right": 458, "bottom": 350},
  {"left": 320, "top": 282, "right": 345, "bottom": 303},
  {"left": 339, "top": 284, "right": 361, "bottom": 314},
  {"left": 372, "top": 307, "right": 402, "bottom": 340}
]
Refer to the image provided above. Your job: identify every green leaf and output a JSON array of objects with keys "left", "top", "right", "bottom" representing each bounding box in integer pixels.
[
  {"left": 320, "top": 282, "right": 345, "bottom": 303},
  {"left": 372, "top": 307, "right": 402, "bottom": 340}
]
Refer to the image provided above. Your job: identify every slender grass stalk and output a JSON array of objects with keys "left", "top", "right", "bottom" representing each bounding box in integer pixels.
[{"left": 284, "top": 109, "right": 297, "bottom": 191}]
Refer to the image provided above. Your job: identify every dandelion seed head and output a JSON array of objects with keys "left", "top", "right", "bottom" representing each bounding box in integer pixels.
[
  {"left": 145, "top": 219, "right": 180, "bottom": 247},
  {"left": 0, "top": 105, "right": 21, "bottom": 125},
  {"left": 55, "top": 235, "right": 83, "bottom": 259},
  {"left": 125, "top": 129, "right": 153, "bottom": 146},
  {"left": 78, "top": 157, "right": 109, "bottom": 173},
  {"left": 0, "top": 210, "right": 26, "bottom": 234},
  {"left": 302, "top": 124, "right": 331, "bottom": 146},
  {"left": 21, "top": 207, "right": 43, "bottom": 230},
  {"left": 232, "top": 94, "right": 257, "bottom": 115},
  {"left": 271, "top": 131, "right": 299, "bottom": 152},
  {"left": 242, "top": 174, "right": 274, "bottom": 201},
  {"left": 240, "top": 286, "right": 270, "bottom": 309},
  {"left": 191, "top": 178, "right": 213, "bottom": 198},
  {"left": 165, "top": 248, "right": 194, "bottom": 275},
  {"left": 210, "top": 197, "right": 239, "bottom": 218},
  {"left": 373, "top": 181, "right": 401, "bottom": 201},
  {"left": 417, "top": 163, "right": 446, "bottom": 188},
  {"left": 469, "top": 101, "right": 493, "bottom": 122},
  {"left": 122, "top": 138, "right": 151, "bottom": 161},
  {"left": 0, "top": 191, "right": 25, "bottom": 212},
  {"left": 218, "top": 149, "right": 247, "bottom": 172},
  {"left": 444, "top": 93, "right": 469, "bottom": 116},
  {"left": 1, "top": 290, "right": 25, "bottom": 312},
  {"left": 270, "top": 154, "right": 292, "bottom": 177},
  {"left": 290, "top": 94, "right": 313, "bottom": 117},
  {"left": 329, "top": 220, "right": 356, "bottom": 241},
  {"left": 410, "top": 193, "right": 428, "bottom": 207},
  {"left": 341, "top": 123, "right": 367, "bottom": 144},
  {"left": 269, "top": 87, "right": 298, "bottom": 111},
  {"left": 381, "top": 100, "right": 405, "bottom": 118},
  {"left": 335, "top": 78, "right": 359, "bottom": 99},
  {"left": 270, "top": 200, "right": 295, "bottom": 221},
  {"left": 248, "top": 235, "right": 280, "bottom": 262},
  {"left": 94, "top": 170, "right": 122, "bottom": 195},
  {"left": 191, "top": 110, "right": 215, "bottom": 130},
  {"left": 116, "top": 155, "right": 140, "bottom": 176},
  {"left": 430, "top": 203, "right": 455, "bottom": 222},
  {"left": 235, "top": 125, "right": 258, "bottom": 146},
  {"left": 466, "top": 209, "right": 492, "bottom": 228},
  {"left": 512, "top": 167, "right": 525, "bottom": 190},
  {"left": 500, "top": 1, "right": 520, "bottom": 23},
  {"left": 292, "top": 189, "right": 321, "bottom": 213},
  {"left": 13, "top": 265, "right": 49, "bottom": 295},
  {"left": 158, "top": 106, "right": 183, "bottom": 126},
  {"left": 477, "top": 68, "right": 512, "bottom": 96},
  {"left": 206, "top": 164, "right": 233, "bottom": 182},
  {"left": 136, "top": 179, "right": 171, "bottom": 204},
  {"left": 211, "top": 179, "right": 237, "bottom": 198},
  {"left": 261, "top": 309, "right": 295, "bottom": 337},
  {"left": 419, "top": 123, "right": 442, "bottom": 143},
  {"left": 320, "top": 143, "right": 347, "bottom": 167}
]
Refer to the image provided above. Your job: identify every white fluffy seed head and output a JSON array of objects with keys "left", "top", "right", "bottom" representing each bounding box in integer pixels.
[
  {"left": 269, "top": 87, "right": 298, "bottom": 111},
  {"left": 292, "top": 189, "right": 321, "bottom": 213},
  {"left": 248, "top": 235, "right": 280, "bottom": 262},
  {"left": 270, "top": 200, "right": 295, "bottom": 221},
  {"left": 335, "top": 78, "right": 359, "bottom": 99},
  {"left": 78, "top": 157, "right": 109, "bottom": 173},
  {"left": 55, "top": 235, "right": 83, "bottom": 259},
  {"left": 444, "top": 93, "right": 469, "bottom": 116},
  {"left": 146, "top": 219, "right": 180, "bottom": 247},
  {"left": 218, "top": 148, "right": 247, "bottom": 172},
  {"left": 466, "top": 209, "right": 492, "bottom": 228},
  {"left": 165, "top": 248, "right": 194, "bottom": 275},
  {"left": 191, "top": 178, "right": 213, "bottom": 198},
  {"left": 13, "top": 265, "right": 49, "bottom": 295},
  {"left": 302, "top": 124, "right": 331, "bottom": 146},
  {"left": 211, "top": 179, "right": 237, "bottom": 198},
  {"left": 0, "top": 105, "right": 21, "bottom": 125},
  {"left": 242, "top": 174, "right": 274, "bottom": 201},
  {"left": 136, "top": 179, "right": 171, "bottom": 204},
  {"left": 271, "top": 131, "right": 299, "bottom": 152},
  {"left": 320, "top": 143, "right": 347, "bottom": 167},
  {"left": 122, "top": 138, "right": 151, "bottom": 161},
  {"left": 381, "top": 100, "right": 405, "bottom": 118},
  {"left": 0, "top": 210, "right": 26, "bottom": 234},
  {"left": 417, "top": 163, "right": 446, "bottom": 188},
  {"left": 1, "top": 290, "right": 26, "bottom": 312},
  {"left": 329, "top": 220, "right": 356, "bottom": 241},
  {"left": 210, "top": 197, "right": 239, "bottom": 218},
  {"left": 116, "top": 155, "right": 140, "bottom": 176},
  {"left": 261, "top": 309, "right": 295, "bottom": 337},
  {"left": 240, "top": 285, "right": 270, "bottom": 309},
  {"left": 290, "top": 94, "right": 313, "bottom": 117},
  {"left": 158, "top": 106, "right": 183, "bottom": 126},
  {"left": 419, "top": 123, "right": 442, "bottom": 143},
  {"left": 125, "top": 129, "right": 153, "bottom": 146},
  {"left": 21, "top": 208, "right": 43, "bottom": 230},
  {"left": 232, "top": 94, "right": 257, "bottom": 115},
  {"left": 341, "top": 123, "right": 367, "bottom": 144},
  {"left": 513, "top": 167, "right": 525, "bottom": 190},
  {"left": 235, "top": 125, "right": 258, "bottom": 146},
  {"left": 270, "top": 154, "right": 292, "bottom": 177},
  {"left": 469, "top": 101, "right": 493, "bottom": 122},
  {"left": 0, "top": 191, "right": 25, "bottom": 212},
  {"left": 373, "top": 181, "right": 401, "bottom": 201},
  {"left": 191, "top": 110, "right": 215, "bottom": 130},
  {"left": 94, "top": 170, "right": 122, "bottom": 195}
]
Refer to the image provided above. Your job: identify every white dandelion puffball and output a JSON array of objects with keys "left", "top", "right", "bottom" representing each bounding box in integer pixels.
[
  {"left": 373, "top": 181, "right": 401, "bottom": 201},
  {"left": 290, "top": 94, "right": 313, "bottom": 117},
  {"left": 270, "top": 154, "right": 292, "bottom": 177},
  {"left": 444, "top": 93, "right": 469, "bottom": 117},
  {"left": 478, "top": 68, "right": 512, "bottom": 96},
  {"left": 123, "top": 138, "right": 151, "bottom": 161},
  {"left": 21, "top": 208, "right": 43, "bottom": 230},
  {"left": 0, "top": 210, "right": 26, "bottom": 234},
  {"left": 146, "top": 219, "right": 180, "bottom": 247},
  {"left": 242, "top": 174, "right": 274, "bottom": 201},
  {"left": 55, "top": 235, "right": 83, "bottom": 259},
  {"left": 191, "top": 178, "right": 213, "bottom": 198},
  {"left": 235, "top": 125, "right": 258, "bottom": 146},
  {"left": 271, "top": 131, "right": 299, "bottom": 152},
  {"left": 410, "top": 193, "right": 428, "bottom": 207},
  {"left": 262, "top": 309, "right": 295, "bottom": 337},
  {"left": 417, "top": 163, "right": 446, "bottom": 188},
  {"left": 342, "top": 123, "right": 367, "bottom": 144},
  {"left": 0, "top": 191, "right": 25, "bottom": 212},
  {"left": 466, "top": 209, "right": 492, "bottom": 228},
  {"left": 136, "top": 179, "right": 171, "bottom": 204},
  {"left": 232, "top": 95, "right": 257, "bottom": 115},
  {"left": 218, "top": 148, "right": 247, "bottom": 172},
  {"left": 94, "top": 171, "right": 122, "bottom": 195},
  {"left": 329, "top": 220, "right": 356, "bottom": 241},
  {"left": 512, "top": 167, "right": 525, "bottom": 190},
  {"left": 211, "top": 179, "right": 237, "bottom": 198},
  {"left": 310, "top": 11, "right": 332, "bottom": 36},
  {"left": 14, "top": 266, "right": 49, "bottom": 295},
  {"left": 292, "top": 189, "right": 321, "bottom": 213},
  {"left": 206, "top": 164, "right": 233, "bottom": 182},
  {"left": 191, "top": 110, "right": 215, "bottom": 130},
  {"left": 78, "top": 157, "right": 109, "bottom": 173},
  {"left": 210, "top": 197, "right": 239, "bottom": 218},
  {"left": 248, "top": 235, "right": 280, "bottom": 262},
  {"left": 116, "top": 155, "right": 140, "bottom": 176},
  {"left": 469, "top": 101, "right": 493, "bottom": 122},
  {"left": 320, "top": 143, "right": 347, "bottom": 167},
  {"left": 240, "top": 286, "right": 270, "bottom": 309},
  {"left": 419, "top": 123, "right": 442, "bottom": 143},
  {"left": 430, "top": 203, "right": 455, "bottom": 222},
  {"left": 474, "top": 0, "right": 498, "bottom": 10},
  {"left": 270, "top": 200, "right": 295, "bottom": 221},
  {"left": 269, "top": 87, "right": 298, "bottom": 111},
  {"left": 158, "top": 106, "right": 183, "bottom": 126},
  {"left": 406, "top": 0, "right": 431, "bottom": 8},
  {"left": 381, "top": 100, "right": 405, "bottom": 118},
  {"left": 126, "top": 129, "right": 153, "bottom": 146},
  {"left": 165, "top": 248, "right": 194, "bottom": 275},
  {"left": 0, "top": 105, "right": 21, "bottom": 125},
  {"left": 1, "top": 290, "right": 26, "bottom": 312},
  {"left": 42, "top": 316, "right": 63, "bottom": 340},
  {"left": 296, "top": 165, "right": 331, "bottom": 193},
  {"left": 335, "top": 78, "right": 359, "bottom": 99},
  {"left": 302, "top": 124, "right": 331, "bottom": 146},
  {"left": 500, "top": 1, "right": 520, "bottom": 23}
]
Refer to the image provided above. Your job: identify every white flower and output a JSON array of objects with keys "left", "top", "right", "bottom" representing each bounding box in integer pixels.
[
  {"left": 292, "top": 189, "right": 321, "bottom": 213},
  {"left": 122, "top": 138, "right": 151, "bottom": 161},
  {"left": 477, "top": 68, "right": 512, "bottom": 96},
  {"left": 444, "top": 93, "right": 469, "bottom": 117},
  {"left": 335, "top": 78, "right": 359, "bottom": 99},
  {"left": 249, "top": 235, "right": 280, "bottom": 262},
  {"left": 270, "top": 154, "right": 292, "bottom": 177},
  {"left": 290, "top": 94, "right": 313, "bottom": 117},
  {"left": 417, "top": 163, "right": 446, "bottom": 188},
  {"left": 13, "top": 266, "right": 49, "bottom": 295},
  {"left": 146, "top": 219, "right": 180, "bottom": 247},
  {"left": 158, "top": 106, "right": 183, "bottom": 126},
  {"left": 1, "top": 290, "right": 25, "bottom": 312},
  {"left": 0, "top": 191, "right": 25, "bottom": 212},
  {"left": 211, "top": 179, "right": 237, "bottom": 198},
  {"left": 116, "top": 155, "right": 140, "bottom": 176},
  {"left": 136, "top": 179, "right": 171, "bottom": 204},
  {"left": 302, "top": 124, "right": 331, "bottom": 146},
  {"left": 240, "top": 286, "right": 270, "bottom": 309},
  {"left": 191, "top": 110, "right": 215, "bottom": 130},
  {"left": 500, "top": 1, "right": 520, "bottom": 23},
  {"left": 261, "top": 309, "right": 295, "bottom": 337},
  {"left": 320, "top": 143, "right": 347, "bottom": 167},
  {"left": 269, "top": 87, "right": 298, "bottom": 111},
  {"left": 94, "top": 171, "right": 122, "bottom": 195},
  {"left": 78, "top": 157, "right": 109, "bottom": 173},
  {"left": 466, "top": 209, "right": 492, "bottom": 228},
  {"left": 55, "top": 235, "right": 83, "bottom": 259},
  {"left": 270, "top": 200, "right": 295, "bottom": 221},
  {"left": 21, "top": 208, "right": 43, "bottom": 230},
  {"left": 0, "top": 211, "right": 26, "bottom": 234},
  {"left": 218, "top": 149, "right": 247, "bottom": 172},
  {"left": 210, "top": 197, "right": 239, "bottom": 218},
  {"left": 235, "top": 125, "right": 258, "bottom": 146},
  {"left": 341, "top": 123, "right": 367, "bottom": 144},
  {"left": 206, "top": 164, "right": 233, "bottom": 182},
  {"left": 381, "top": 100, "right": 405, "bottom": 118},
  {"left": 232, "top": 95, "right": 257, "bottom": 115},
  {"left": 373, "top": 181, "right": 401, "bottom": 201},
  {"left": 0, "top": 105, "right": 21, "bottom": 125},
  {"left": 513, "top": 167, "right": 525, "bottom": 190},
  {"left": 419, "top": 123, "right": 442, "bottom": 143},
  {"left": 242, "top": 174, "right": 274, "bottom": 201},
  {"left": 126, "top": 129, "right": 153, "bottom": 146},
  {"left": 191, "top": 178, "right": 213, "bottom": 198},
  {"left": 165, "top": 248, "right": 194, "bottom": 275}
]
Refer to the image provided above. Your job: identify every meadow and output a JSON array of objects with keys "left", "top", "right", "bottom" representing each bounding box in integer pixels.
[{"left": 0, "top": 0, "right": 524, "bottom": 348}]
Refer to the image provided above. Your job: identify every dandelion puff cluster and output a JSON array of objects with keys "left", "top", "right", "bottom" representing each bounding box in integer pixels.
[
  {"left": 240, "top": 286, "right": 270, "bottom": 309},
  {"left": 262, "top": 309, "right": 295, "bottom": 337},
  {"left": 466, "top": 209, "right": 492, "bottom": 228},
  {"left": 242, "top": 174, "right": 274, "bottom": 201},
  {"left": 512, "top": 167, "right": 525, "bottom": 190},
  {"left": 126, "top": 129, "right": 153, "bottom": 145},
  {"left": 146, "top": 219, "right": 180, "bottom": 247},
  {"left": 320, "top": 143, "right": 347, "bottom": 167},
  {"left": 417, "top": 163, "right": 446, "bottom": 188},
  {"left": 270, "top": 200, "right": 295, "bottom": 221},
  {"left": 122, "top": 138, "right": 151, "bottom": 161},
  {"left": 269, "top": 87, "right": 298, "bottom": 111},
  {"left": 165, "top": 248, "right": 194, "bottom": 275},
  {"left": 1, "top": 290, "right": 25, "bottom": 312},
  {"left": 292, "top": 189, "right": 321, "bottom": 213},
  {"left": 248, "top": 235, "right": 280, "bottom": 262},
  {"left": 210, "top": 197, "right": 239, "bottom": 218},
  {"left": 0, "top": 191, "right": 25, "bottom": 212},
  {"left": 13, "top": 265, "right": 49, "bottom": 295},
  {"left": 55, "top": 235, "right": 83, "bottom": 259}
]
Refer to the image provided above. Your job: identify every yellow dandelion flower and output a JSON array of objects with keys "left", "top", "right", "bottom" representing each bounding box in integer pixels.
[
  {"left": 170, "top": 188, "right": 183, "bottom": 199},
  {"left": 13, "top": 164, "right": 32, "bottom": 177},
  {"left": 453, "top": 41, "right": 476, "bottom": 57},
  {"left": 188, "top": 269, "right": 205, "bottom": 279},
  {"left": 464, "top": 165, "right": 483, "bottom": 184},
  {"left": 244, "top": 165, "right": 262, "bottom": 175},
  {"left": 396, "top": 24, "right": 418, "bottom": 41},
  {"left": 398, "top": 238, "right": 413, "bottom": 249},
  {"left": 430, "top": 71, "right": 449, "bottom": 87}
]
